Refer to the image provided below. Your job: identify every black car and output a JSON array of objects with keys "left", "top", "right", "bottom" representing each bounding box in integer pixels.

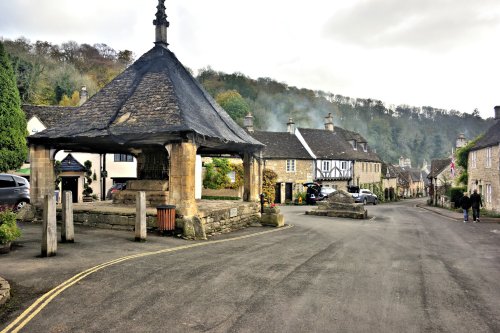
[{"left": 0, "top": 174, "right": 30, "bottom": 212}]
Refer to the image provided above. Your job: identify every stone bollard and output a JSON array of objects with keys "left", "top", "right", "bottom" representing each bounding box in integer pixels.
[
  {"left": 41, "top": 194, "right": 57, "bottom": 257},
  {"left": 261, "top": 206, "right": 285, "bottom": 227},
  {"left": 61, "top": 191, "right": 74, "bottom": 243},
  {"left": 135, "top": 191, "right": 147, "bottom": 242}
]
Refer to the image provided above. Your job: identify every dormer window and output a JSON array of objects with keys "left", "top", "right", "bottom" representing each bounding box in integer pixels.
[
  {"left": 361, "top": 142, "right": 367, "bottom": 152},
  {"left": 350, "top": 140, "right": 357, "bottom": 150}
]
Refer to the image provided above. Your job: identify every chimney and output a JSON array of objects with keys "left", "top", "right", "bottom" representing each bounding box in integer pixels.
[
  {"left": 244, "top": 113, "right": 254, "bottom": 133},
  {"left": 287, "top": 117, "right": 295, "bottom": 134},
  {"left": 153, "top": 0, "right": 169, "bottom": 46},
  {"left": 495, "top": 105, "right": 500, "bottom": 120},
  {"left": 324, "top": 113, "right": 334, "bottom": 132},
  {"left": 79, "top": 86, "right": 88, "bottom": 106}
]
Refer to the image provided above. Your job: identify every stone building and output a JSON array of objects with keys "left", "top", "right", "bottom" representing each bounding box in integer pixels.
[
  {"left": 298, "top": 114, "right": 382, "bottom": 191},
  {"left": 467, "top": 106, "right": 500, "bottom": 213},
  {"left": 249, "top": 117, "right": 314, "bottom": 204},
  {"left": 27, "top": 1, "right": 264, "bottom": 234}
]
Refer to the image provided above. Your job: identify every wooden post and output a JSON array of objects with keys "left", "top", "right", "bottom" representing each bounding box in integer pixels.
[
  {"left": 135, "top": 191, "right": 147, "bottom": 242},
  {"left": 61, "top": 191, "right": 74, "bottom": 243},
  {"left": 41, "top": 194, "right": 57, "bottom": 257}
]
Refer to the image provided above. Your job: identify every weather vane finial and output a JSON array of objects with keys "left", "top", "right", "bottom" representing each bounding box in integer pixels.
[{"left": 153, "top": 0, "right": 169, "bottom": 46}]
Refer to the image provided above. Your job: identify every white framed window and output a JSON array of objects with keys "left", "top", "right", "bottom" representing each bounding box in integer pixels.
[
  {"left": 341, "top": 161, "right": 347, "bottom": 170},
  {"left": 471, "top": 151, "right": 477, "bottom": 168},
  {"left": 286, "top": 159, "right": 296, "bottom": 172},
  {"left": 322, "top": 161, "right": 330, "bottom": 172},
  {"left": 486, "top": 184, "right": 492, "bottom": 203},
  {"left": 362, "top": 143, "right": 367, "bottom": 152},
  {"left": 486, "top": 147, "right": 492, "bottom": 168}
]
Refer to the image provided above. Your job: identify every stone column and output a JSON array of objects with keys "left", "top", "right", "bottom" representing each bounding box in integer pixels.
[
  {"left": 166, "top": 141, "right": 198, "bottom": 217},
  {"left": 41, "top": 194, "right": 57, "bottom": 257},
  {"left": 61, "top": 191, "right": 74, "bottom": 243},
  {"left": 243, "top": 151, "right": 262, "bottom": 202},
  {"left": 135, "top": 191, "right": 147, "bottom": 242},
  {"left": 30, "top": 145, "right": 55, "bottom": 208}
]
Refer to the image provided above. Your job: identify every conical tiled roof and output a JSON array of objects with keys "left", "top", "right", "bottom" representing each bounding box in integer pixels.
[{"left": 29, "top": 44, "right": 263, "bottom": 154}]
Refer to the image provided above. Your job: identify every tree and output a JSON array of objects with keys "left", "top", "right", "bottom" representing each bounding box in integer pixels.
[
  {"left": 215, "top": 90, "right": 250, "bottom": 124},
  {"left": 0, "top": 41, "right": 28, "bottom": 172}
]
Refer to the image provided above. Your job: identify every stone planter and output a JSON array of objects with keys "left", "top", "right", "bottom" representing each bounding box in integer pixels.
[
  {"left": 263, "top": 206, "right": 280, "bottom": 214},
  {"left": 0, "top": 241, "right": 11, "bottom": 255}
]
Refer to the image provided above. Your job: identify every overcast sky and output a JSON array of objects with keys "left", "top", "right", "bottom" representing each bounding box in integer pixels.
[{"left": 1, "top": 0, "right": 499, "bottom": 119}]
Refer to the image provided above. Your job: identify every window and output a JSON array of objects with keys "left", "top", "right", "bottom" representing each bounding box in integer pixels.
[
  {"left": 471, "top": 151, "right": 477, "bottom": 168},
  {"left": 341, "top": 161, "right": 347, "bottom": 170},
  {"left": 353, "top": 141, "right": 357, "bottom": 150},
  {"left": 114, "top": 154, "right": 134, "bottom": 162},
  {"left": 486, "top": 184, "right": 492, "bottom": 203},
  {"left": 362, "top": 143, "right": 367, "bottom": 152},
  {"left": 0, "top": 175, "right": 16, "bottom": 188},
  {"left": 322, "top": 161, "right": 330, "bottom": 172},
  {"left": 286, "top": 159, "right": 296, "bottom": 172},
  {"left": 486, "top": 147, "right": 492, "bottom": 168},
  {"left": 228, "top": 171, "right": 236, "bottom": 183}
]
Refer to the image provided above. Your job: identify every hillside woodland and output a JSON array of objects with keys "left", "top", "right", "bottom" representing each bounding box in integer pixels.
[{"left": 4, "top": 38, "right": 488, "bottom": 167}]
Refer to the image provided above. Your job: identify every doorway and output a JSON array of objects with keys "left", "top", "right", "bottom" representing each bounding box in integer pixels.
[
  {"left": 285, "top": 183, "right": 293, "bottom": 202},
  {"left": 62, "top": 177, "right": 79, "bottom": 203}
]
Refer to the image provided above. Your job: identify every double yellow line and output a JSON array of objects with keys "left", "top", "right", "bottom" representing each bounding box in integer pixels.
[{"left": 1, "top": 225, "right": 292, "bottom": 333}]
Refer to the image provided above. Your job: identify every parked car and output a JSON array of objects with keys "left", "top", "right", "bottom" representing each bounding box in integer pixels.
[
  {"left": 0, "top": 174, "right": 30, "bottom": 212},
  {"left": 320, "top": 187, "right": 336, "bottom": 198},
  {"left": 106, "top": 183, "right": 127, "bottom": 200},
  {"left": 350, "top": 188, "right": 378, "bottom": 205}
]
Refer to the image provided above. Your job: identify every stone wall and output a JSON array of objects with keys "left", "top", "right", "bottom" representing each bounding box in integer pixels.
[
  {"left": 263, "top": 159, "right": 313, "bottom": 203},
  {"left": 198, "top": 201, "right": 260, "bottom": 236},
  {"left": 57, "top": 201, "right": 261, "bottom": 237},
  {"left": 468, "top": 146, "right": 500, "bottom": 212}
]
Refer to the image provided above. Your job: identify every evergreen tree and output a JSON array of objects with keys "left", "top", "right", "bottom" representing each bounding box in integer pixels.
[{"left": 0, "top": 41, "right": 27, "bottom": 172}]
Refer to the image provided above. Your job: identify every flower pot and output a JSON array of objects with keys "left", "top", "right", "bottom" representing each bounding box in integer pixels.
[{"left": 0, "top": 241, "right": 12, "bottom": 255}]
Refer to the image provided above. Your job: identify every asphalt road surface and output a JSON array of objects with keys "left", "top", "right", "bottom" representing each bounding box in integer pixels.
[{"left": 2, "top": 199, "right": 500, "bottom": 332}]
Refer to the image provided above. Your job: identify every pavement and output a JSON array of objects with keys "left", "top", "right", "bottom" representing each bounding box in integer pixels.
[
  {"left": 417, "top": 204, "right": 500, "bottom": 224},
  {"left": 1, "top": 201, "right": 499, "bottom": 327}
]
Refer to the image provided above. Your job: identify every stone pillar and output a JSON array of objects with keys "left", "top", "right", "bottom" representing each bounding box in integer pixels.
[
  {"left": 41, "top": 194, "right": 57, "bottom": 257},
  {"left": 30, "top": 145, "right": 55, "bottom": 208},
  {"left": 166, "top": 141, "right": 198, "bottom": 217},
  {"left": 135, "top": 191, "right": 147, "bottom": 242},
  {"left": 61, "top": 191, "right": 74, "bottom": 243},
  {"left": 243, "top": 151, "right": 262, "bottom": 202}
]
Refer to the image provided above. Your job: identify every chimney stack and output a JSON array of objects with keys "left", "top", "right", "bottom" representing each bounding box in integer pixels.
[
  {"left": 287, "top": 117, "right": 295, "bottom": 134},
  {"left": 244, "top": 113, "right": 254, "bottom": 133},
  {"left": 324, "top": 113, "right": 334, "bottom": 132},
  {"left": 495, "top": 105, "right": 500, "bottom": 120},
  {"left": 79, "top": 86, "right": 88, "bottom": 106}
]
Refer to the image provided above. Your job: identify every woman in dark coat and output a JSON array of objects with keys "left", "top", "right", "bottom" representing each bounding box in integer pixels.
[{"left": 460, "top": 192, "right": 472, "bottom": 223}]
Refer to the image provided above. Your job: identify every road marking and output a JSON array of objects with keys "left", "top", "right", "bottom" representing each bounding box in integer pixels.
[{"left": 1, "top": 225, "right": 293, "bottom": 333}]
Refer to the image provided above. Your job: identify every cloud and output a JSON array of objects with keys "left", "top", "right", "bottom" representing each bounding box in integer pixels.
[{"left": 323, "top": 0, "right": 500, "bottom": 52}]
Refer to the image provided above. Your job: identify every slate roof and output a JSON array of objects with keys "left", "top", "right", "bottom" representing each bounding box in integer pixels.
[
  {"left": 23, "top": 105, "right": 75, "bottom": 129},
  {"left": 428, "top": 158, "right": 451, "bottom": 179},
  {"left": 250, "top": 131, "right": 312, "bottom": 159},
  {"left": 28, "top": 44, "right": 263, "bottom": 154},
  {"left": 60, "top": 153, "right": 85, "bottom": 172},
  {"left": 298, "top": 127, "right": 381, "bottom": 162},
  {"left": 470, "top": 120, "right": 500, "bottom": 151},
  {"left": 381, "top": 163, "right": 398, "bottom": 179}
]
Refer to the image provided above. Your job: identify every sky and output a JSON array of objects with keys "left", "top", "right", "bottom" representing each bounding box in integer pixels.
[{"left": 1, "top": 0, "right": 499, "bottom": 119}]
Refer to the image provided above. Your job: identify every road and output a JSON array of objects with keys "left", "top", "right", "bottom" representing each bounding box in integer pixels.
[{"left": 2, "top": 199, "right": 500, "bottom": 332}]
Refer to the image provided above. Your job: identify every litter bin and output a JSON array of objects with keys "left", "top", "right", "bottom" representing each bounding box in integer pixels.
[{"left": 156, "top": 205, "right": 176, "bottom": 232}]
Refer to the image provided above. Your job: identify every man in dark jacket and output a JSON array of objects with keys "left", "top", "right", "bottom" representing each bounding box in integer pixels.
[
  {"left": 470, "top": 189, "right": 483, "bottom": 223},
  {"left": 460, "top": 192, "right": 472, "bottom": 223}
]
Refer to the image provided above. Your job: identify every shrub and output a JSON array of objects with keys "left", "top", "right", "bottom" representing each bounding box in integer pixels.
[
  {"left": 0, "top": 210, "right": 21, "bottom": 243},
  {"left": 449, "top": 186, "right": 467, "bottom": 208}
]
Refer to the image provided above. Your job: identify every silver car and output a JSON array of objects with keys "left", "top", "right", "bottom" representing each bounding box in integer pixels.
[
  {"left": 0, "top": 174, "right": 30, "bottom": 212},
  {"left": 352, "top": 189, "right": 378, "bottom": 205}
]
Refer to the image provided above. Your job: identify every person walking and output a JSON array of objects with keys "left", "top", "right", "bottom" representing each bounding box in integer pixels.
[
  {"left": 470, "top": 189, "right": 483, "bottom": 223},
  {"left": 460, "top": 192, "right": 472, "bottom": 223}
]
